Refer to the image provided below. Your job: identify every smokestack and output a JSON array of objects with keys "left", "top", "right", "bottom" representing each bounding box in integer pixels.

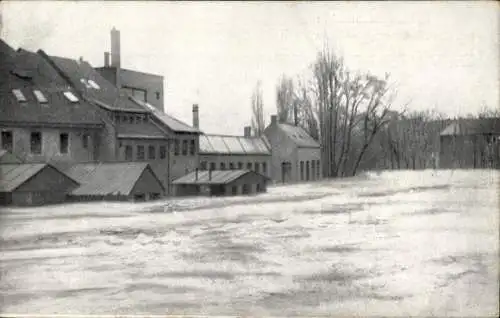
[
  {"left": 111, "top": 27, "right": 121, "bottom": 68},
  {"left": 271, "top": 115, "right": 277, "bottom": 125},
  {"left": 192, "top": 104, "right": 199, "bottom": 129},
  {"left": 104, "top": 52, "right": 110, "bottom": 67},
  {"left": 244, "top": 126, "right": 251, "bottom": 137}
]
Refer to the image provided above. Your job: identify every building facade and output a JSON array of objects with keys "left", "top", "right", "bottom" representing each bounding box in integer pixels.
[{"left": 264, "top": 115, "right": 322, "bottom": 183}]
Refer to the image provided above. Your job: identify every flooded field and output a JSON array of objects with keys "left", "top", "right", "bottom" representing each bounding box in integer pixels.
[{"left": 0, "top": 170, "right": 498, "bottom": 316}]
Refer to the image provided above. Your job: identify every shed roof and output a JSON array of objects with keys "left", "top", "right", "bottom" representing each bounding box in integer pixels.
[
  {"left": 0, "top": 150, "right": 23, "bottom": 164},
  {"left": 0, "top": 163, "right": 48, "bottom": 192},
  {"left": 277, "top": 123, "right": 320, "bottom": 148},
  {"left": 440, "top": 118, "right": 500, "bottom": 136},
  {"left": 172, "top": 169, "right": 268, "bottom": 185},
  {"left": 0, "top": 46, "right": 104, "bottom": 127},
  {"left": 199, "top": 134, "right": 271, "bottom": 155},
  {"left": 59, "top": 162, "right": 161, "bottom": 196}
]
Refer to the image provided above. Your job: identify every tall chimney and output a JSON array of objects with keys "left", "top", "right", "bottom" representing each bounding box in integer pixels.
[
  {"left": 271, "top": 115, "right": 277, "bottom": 125},
  {"left": 244, "top": 126, "right": 251, "bottom": 137},
  {"left": 192, "top": 104, "right": 199, "bottom": 129},
  {"left": 111, "top": 27, "right": 121, "bottom": 68},
  {"left": 104, "top": 52, "right": 110, "bottom": 67},
  {"left": 111, "top": 27, "right": 121, "bottom": 89}
]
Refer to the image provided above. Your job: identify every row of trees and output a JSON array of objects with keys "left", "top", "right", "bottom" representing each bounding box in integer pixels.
[{"left": 250, "top": 45, "right": 499, "bottom": 178}]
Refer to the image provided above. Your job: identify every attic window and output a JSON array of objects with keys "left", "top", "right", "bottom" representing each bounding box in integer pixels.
[
  {"left": 12, "top": 89, "right": 27, "bottom": 102},
  {"left": 33, "top": 90, "right": 48, "bottom": 103},
  {"left": 88, "top": 80, "right": 100, "bottom": 90},
  {"left": 63, "top": 91, "right": 79, "bottom": 103}
]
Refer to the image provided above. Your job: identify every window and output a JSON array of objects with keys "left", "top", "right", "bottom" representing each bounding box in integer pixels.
[
  {"left": 263, "top": 162, "right": 267, "bottom": 174},
  {"left": 229, "top": 162, "right": 234, "bottom": 170},
  {"left": 220, "top": 162, "right": 226, "bottom": 170},
  {"left": 189, "top": 140, "right": 196, "bottom": 155},
  {"left": 232, "top": 186, "right": 238, "bottom": 195},
  {"left": 311, "top": 161, "right": 316, "bottom": 180},
  {"left": 59, "top": 133, "right": 69, "bottom": 154},
  {"left": 159, "top": 146, "right": 166, "bottom": 159},
  {"left": 30, "top": 132, "right": 42, "bottom": 154},
  {"left": 156, "top": 92, "right": 160, "bottom": 100},
  {"left": 300, "top": 161, "right": 304, "bottom": 181},
  {"left": 12, "top": 89, "right": 27, "bottom": 102},
  {"left": 316, "top": 160, "right": 320, "bottom": 179},
  {"left": 1, "top": 131, "right": 13, "bottom": 152},
  {"left": 182, "top": 140, "right": 188, "bottom": 156},
  {"left": 174, "top": 140, "right": 180, "bottom": 156},
  {"left": 88, "top": 79, "right": 100, "bottom": 89},
  {"left": 148, "top": 145, "right": 156, "bottom": 160},
  {"left": 255, "top": 163, "right": 260, "bottom": 173},
  {"left": 200, "top": 161, "right": 207, "bottom": 170},
  {"left": 306, "top": 161, "right": 310, "bottom": 181},
  {"left": 210, "top": 162, "right": 216, "bottom": 171},
  {"left": 247, "top": 162, "right": 252, "bottom": 170},
  {"left": 33, "top": 90, "right": 48, "bottom": 103},
  {"left": 238, "top": 162, "right": 243, "bottom": 169},
  {"left": 63, "top": 91, "right": 79, "bottom": 103},
  {"left": 129, "top": 116, "right": 134, "bottom": 124},
  {"left": 82, "top": 133, "right": 90, "bottom": 149},
  {"left": 124, "top": 86, "right": 147, "bottom": 102},
  {"left": 122, "top": 115, "right": 128, "bottom": 122},
  {"left": 115, "top": 114, "right": 120, "bottom": 123},
  {"left": 125, "top": 145, "right": 133, "bottom": 160},
  {"left": 137, "top": 145, "right": 145, "bottom": 160},
  {"left": 134, "top": 193, "right": 146, "bottom": 202}
]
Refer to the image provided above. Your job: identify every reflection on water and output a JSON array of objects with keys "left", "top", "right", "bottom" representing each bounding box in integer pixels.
[{"left": 0, "top": 170, "right": 498, "bottom": 316}]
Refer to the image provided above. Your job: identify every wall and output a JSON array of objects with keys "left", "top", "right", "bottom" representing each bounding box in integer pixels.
[
  {"left": 198, "top": 153, "right": 271, "bottom": 177},
  {"left": 169, "top": 134, "right": 200, "bottom": 191},
  {"left": 0, "top": 126, "right": 102, "bottom": 163},
  {"left": 223, "top": 173, "right": 268, "bottom": 196},
  {"left": 264, "top": 124, "right": 297, "bottom": 183},
  {"left": 296, "top": 148, "right": 322, "bottom": 181}
]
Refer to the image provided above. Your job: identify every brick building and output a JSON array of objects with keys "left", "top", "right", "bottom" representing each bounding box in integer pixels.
[{"left": 264, "top": 115, "right": 321, "bottom": 183}]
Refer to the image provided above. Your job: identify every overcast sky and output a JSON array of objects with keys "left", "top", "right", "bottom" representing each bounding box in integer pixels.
[{"left": 1, "top": 1, "right": 498, "bottom": 135}]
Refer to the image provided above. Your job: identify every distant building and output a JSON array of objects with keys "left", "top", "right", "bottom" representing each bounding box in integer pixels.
[
  {"left": 59, "top": 162, "right": 165, "bottom": 202},
  {"left": 96, "top": 28, "right": 165, "bottom": 112},
  {"left": 0, "top": 41, "right": 105, "bottom": 164},
  {"left": 173, "top": 169, "right": 269, "bottom": 197},
  {"left": 264, "top": 115, "right": 321, "bottom": 183},
  {"left": 439, "top": 118, "right": 500, "bottom": 169},
  {"left": 0, "top": 163, "right": 79, "bottom": 206}
]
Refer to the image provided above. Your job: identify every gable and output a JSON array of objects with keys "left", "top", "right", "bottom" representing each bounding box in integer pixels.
[
  {"left": 16, "top": 165, "right": 79, "bottom": 193},
  {"left": 131, "top": 166, "right": 165, "bottom": 195}
]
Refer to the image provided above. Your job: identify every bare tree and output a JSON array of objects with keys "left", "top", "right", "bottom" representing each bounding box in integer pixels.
[
  {"left": 276, "top": 75, "right": 295, "bottom": 124},
  {"left": 250, "top": 81, "right": 265, "bottom": 137}
]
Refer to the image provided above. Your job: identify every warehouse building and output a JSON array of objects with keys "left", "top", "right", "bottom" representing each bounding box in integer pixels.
[
  {"left": 172, "top": 169, "right": 269, "bottom": 197},
  {"left": 0, "top": 163, "right": 79, "bottom": 206}
]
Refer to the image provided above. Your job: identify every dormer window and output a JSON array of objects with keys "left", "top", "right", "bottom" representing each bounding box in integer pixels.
[
  {"left": 88, "top": 80, "right": 100, "bottom": 89},
  {"left": 33, "top": 90, "right": 48, "bottom": 103},
  {"left": 12, "top": 89, "right": 27, "bottom": 102},
  {"left": 63, "top": 91, "right": 79, "bottom": 103}
]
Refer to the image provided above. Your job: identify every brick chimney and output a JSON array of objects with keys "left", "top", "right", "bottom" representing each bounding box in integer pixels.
[
  {"left": 244, "top": 126, "right": 251, "bottom": 137},
  {"left": 104, "top": 52, "right": 110, "bottom": 67},
  {"left": 192, "top": 104, "right": 199, "bottom": 129},
  {"left": 111, "top": 27, "right": 121, "bottom": 89}
]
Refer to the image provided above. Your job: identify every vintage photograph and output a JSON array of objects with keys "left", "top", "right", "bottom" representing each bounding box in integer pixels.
[{"left": 0, "top": 0, "right": 498, "bottom": 316}]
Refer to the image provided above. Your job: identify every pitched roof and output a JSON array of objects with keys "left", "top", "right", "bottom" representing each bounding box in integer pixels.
[
  {"left": 0, "top": 150, "right": 23, "bottom": 164},
  {"left": 58, "top": 162, "right": 160, "bottom": 196},
  {"left": 0, "top": 163, "right": 47, "bottom": 191},
  {"left": 199, "top": 134, "right": 271, "bottom": 155},
  {"left": 440, "top": 118, "right": 500, "bottom": 136},
  {"left": 129, "top": 97, "right": 200, "bottom": 134},
  {"left": 115, "top": 122, "right": 167, "bottom": 140},
  {"left": 173, "top": 169, "right": 268, "bottom": 185},
  {"left": 277, "top": 123, "right": 320, "bottom": 148},
  {"left": 42, "top": 52, "right": 145, "bottom": 112},
  {"left": 0, "top": 47, "right": 104, "bottom": 127}
]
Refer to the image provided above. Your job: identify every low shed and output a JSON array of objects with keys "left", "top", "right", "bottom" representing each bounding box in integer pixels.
[
  {"left": 172, "top": 169, "right": 269, "bottom": 197},
  {"left": 59, "top": 162, "right": 165, "bottom": 202},
  {"left": 0, "top": 163, "right": 79, "bottom": 206}
]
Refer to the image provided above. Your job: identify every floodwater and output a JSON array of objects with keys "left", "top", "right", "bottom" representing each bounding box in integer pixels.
[{"left": 0, "top": 170, "right": 498, "bottom": 316}]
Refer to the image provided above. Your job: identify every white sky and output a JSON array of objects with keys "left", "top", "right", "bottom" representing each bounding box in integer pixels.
[{"left": 1, "top": 1, "right": 498, "bottom": 135}]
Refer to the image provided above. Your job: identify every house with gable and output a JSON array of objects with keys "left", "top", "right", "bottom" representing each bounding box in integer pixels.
[{"left": 264, "top": 115, "right": 322, "bottom": 183}]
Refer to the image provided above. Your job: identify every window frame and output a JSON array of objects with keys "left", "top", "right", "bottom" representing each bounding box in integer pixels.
[
  {"left": 30, "top": 131, "right": 42, "bottom": 155},
  {"left": 148, "top": 145, "right": 156, "bottom": 160},
  {"left": 1, "top": 130, "right": 13, "bottom": 152},
  {"left": 136, "top": 145, "right": 145, "bottom": 160}
]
